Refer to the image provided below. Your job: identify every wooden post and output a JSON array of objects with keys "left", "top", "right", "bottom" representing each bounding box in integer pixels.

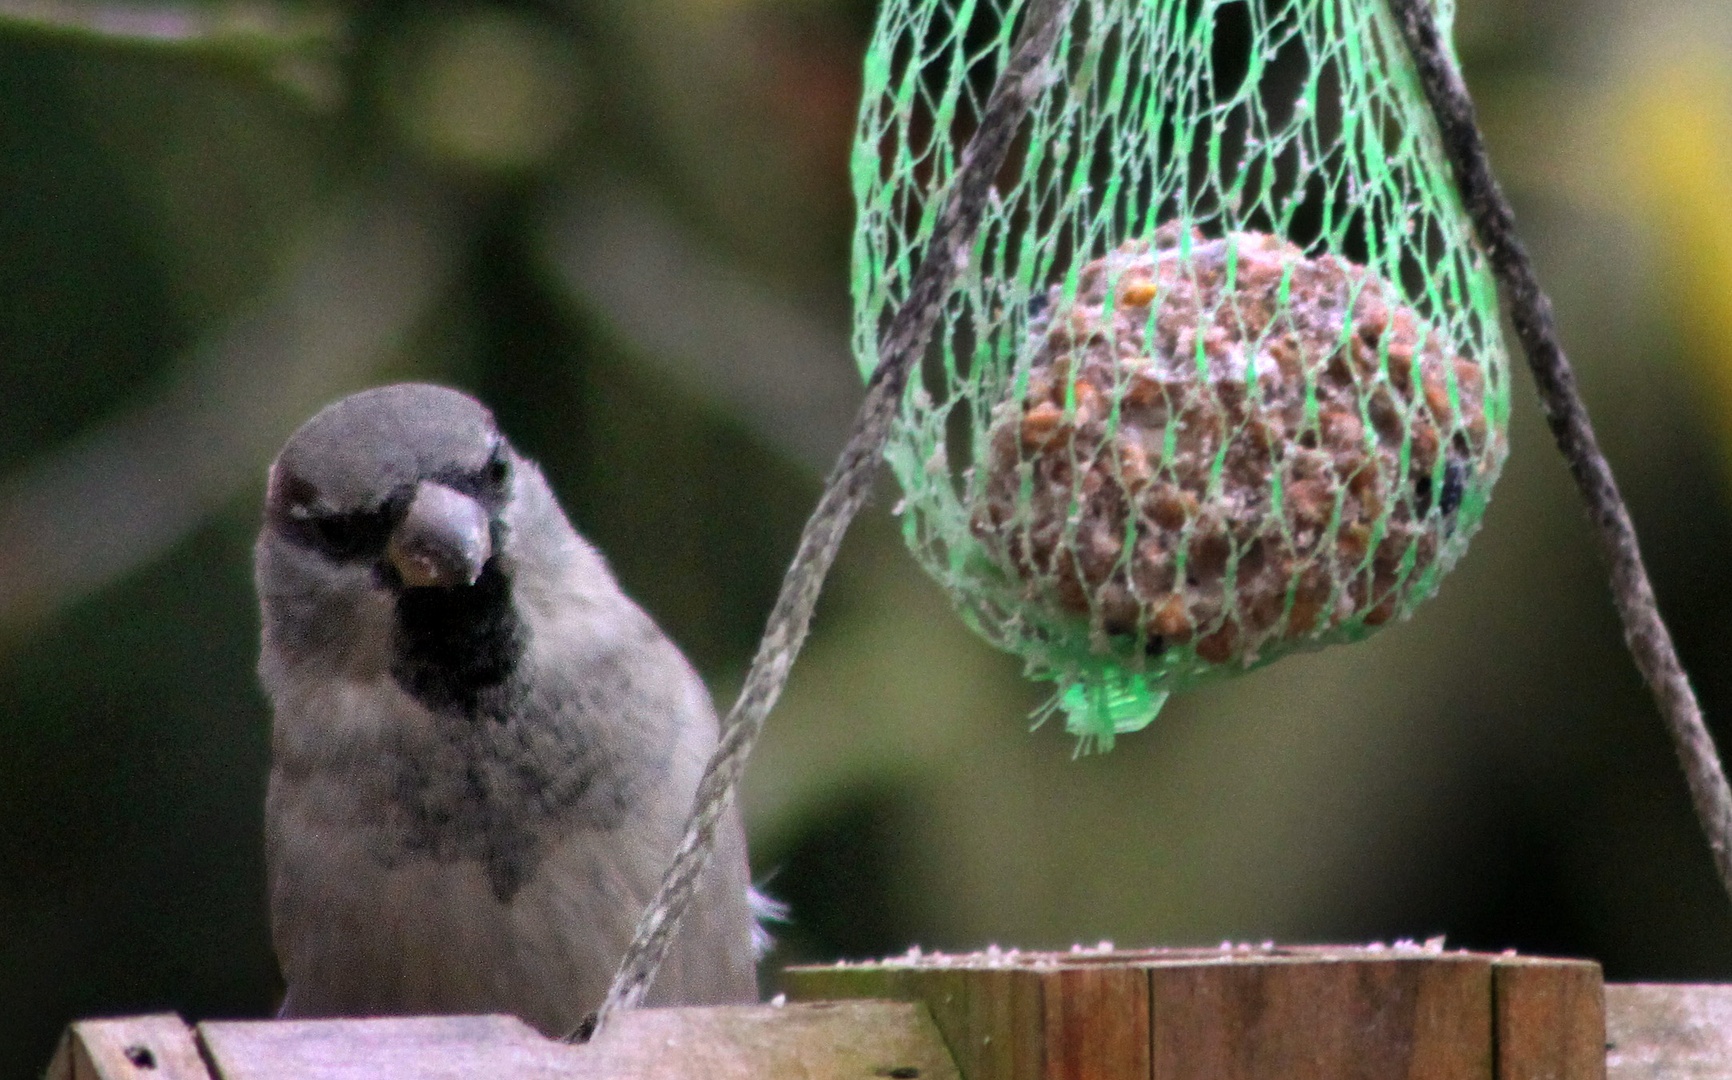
[
  {"left": 46, "top": 1014, "right": 209, "bottom": 1080},
  {"left": 786, "top": 945, "right": 1607, "bottom": 1080},
  {"left": 44, "top": 1001, "right": 958, "bottom": 1080},
  {"left": 1496, "top": 956, "right": 1607, "bottom": 1080},
  {"left": 1606, "top": 983, "right": 1732, "bottom": 1079}
]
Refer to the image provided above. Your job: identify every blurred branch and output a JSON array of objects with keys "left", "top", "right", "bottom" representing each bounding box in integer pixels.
[
  {"left": 536, "top": 183, "right": 861, "bottom": 475},
  {"left": 0, "top": 0, "right": 348, "bottom": 107},
  {"left": 0, "top": 0, "right": 337, "bottom": 51},
  {"left": 1390, "top": 0, "right": 1732, "bottom": 904},
  {"left": 0, "top": 174, "right": 467, "bottom": 639}
]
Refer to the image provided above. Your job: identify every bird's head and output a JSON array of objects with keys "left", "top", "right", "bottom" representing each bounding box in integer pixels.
[
  {"left": 264, "top": 383, "right": 516, "bottom": 593},
  {"left": 256, "top": 383, "right": 543, "bottom": 696}
]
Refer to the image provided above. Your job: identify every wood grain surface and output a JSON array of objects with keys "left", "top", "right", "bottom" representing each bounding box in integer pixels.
[
  {"left": 47, "top": 1014, "right": 211, "bottom": 1080},
  {"left": 45, "top": 1001, "right": 957, "bottom": 1080},
  {"left": 1606, "top": 983, "right": 1732, "bottom": 1079},
  {"left": 787, "top": 945, "right": 1606, "bottom": 1080},
  {"left": 41, "top": 950, "right": 1639, "bottom": 1080}
]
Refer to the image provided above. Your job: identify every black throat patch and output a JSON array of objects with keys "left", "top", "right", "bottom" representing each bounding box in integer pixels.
[
  {"left": 390, "top": 559, "right": 526, "bottom": 717},
  {"left": 387, "top": 559, "right": 546, "bottom": 901}
]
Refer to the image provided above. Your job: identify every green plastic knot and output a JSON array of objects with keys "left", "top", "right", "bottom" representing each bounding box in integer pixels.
[{"left": 1055, "top": 670, "right": 1170, "bottom": 752}]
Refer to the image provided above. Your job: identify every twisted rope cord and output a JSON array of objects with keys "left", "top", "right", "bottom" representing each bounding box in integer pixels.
[
  {"left": 1389, "top": 0, "right": 1732, "bottom": 902},
  {"left": 585, "top": 0, "right": 1079, "bottom": 1035}
]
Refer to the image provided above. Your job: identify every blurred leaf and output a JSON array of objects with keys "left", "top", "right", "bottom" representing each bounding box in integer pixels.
[{"left": 0, "top": 0, "right": 348, "bottom": 108}]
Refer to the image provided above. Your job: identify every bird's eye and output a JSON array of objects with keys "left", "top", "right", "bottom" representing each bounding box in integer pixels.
[
  {"left": 313, "top": 516, "right": 366, "bottom": 558},
  {"left": 276, "top": 492, "right": 390, "bottom": 560},
  {"left": 485, "top": 454, "right": 510, "bottom": 488},
  {"left": 307, "top": 508, "right": 394, "bottom": 560}
]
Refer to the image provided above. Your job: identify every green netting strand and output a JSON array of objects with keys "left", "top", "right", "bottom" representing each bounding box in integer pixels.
[{"left": 854, "top": 0, "right": 1510, "bottom": 749}]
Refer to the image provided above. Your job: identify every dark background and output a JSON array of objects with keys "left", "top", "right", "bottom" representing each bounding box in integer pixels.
[{"left": 5, "top": 0, "right": 1732, "bottom": 1073}]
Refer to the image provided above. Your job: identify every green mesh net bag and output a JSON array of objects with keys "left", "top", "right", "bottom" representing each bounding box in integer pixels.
[{"left": 854, "top": 0, "right": 1510, "bottom": 748}]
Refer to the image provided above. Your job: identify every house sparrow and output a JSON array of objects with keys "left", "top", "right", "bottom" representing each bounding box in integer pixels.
[{"left": 256, "top": 383, "right": 758, "bottom": 1036}]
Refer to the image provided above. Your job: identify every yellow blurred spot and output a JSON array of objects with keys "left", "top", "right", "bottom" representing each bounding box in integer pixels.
[
  {"left": 1609, "top": 51, "right": 1732, "bottom": 461},
  {"left": 384, "top": 8, "right": 584, "bottom": 174}
]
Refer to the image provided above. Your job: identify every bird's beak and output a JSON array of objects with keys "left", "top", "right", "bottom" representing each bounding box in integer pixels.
[{"left": 387, "top": 482, "right": 493, "bottom": 588}]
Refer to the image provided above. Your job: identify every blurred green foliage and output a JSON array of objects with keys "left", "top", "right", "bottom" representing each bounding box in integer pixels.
[{"left": 5, "top": 0, "right": 1732, "bottom": 1076}]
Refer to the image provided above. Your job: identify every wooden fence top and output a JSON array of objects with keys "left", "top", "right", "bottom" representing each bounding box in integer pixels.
[
  {"left": 790, "top": 944, "right": 1604, "bottom": 1080},
  {"left": 40, "top": 949, "right": 1732, "bottom": 1080},
  {"left": 791, "top": 940, "right": 1594, "bottom": 969}
]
